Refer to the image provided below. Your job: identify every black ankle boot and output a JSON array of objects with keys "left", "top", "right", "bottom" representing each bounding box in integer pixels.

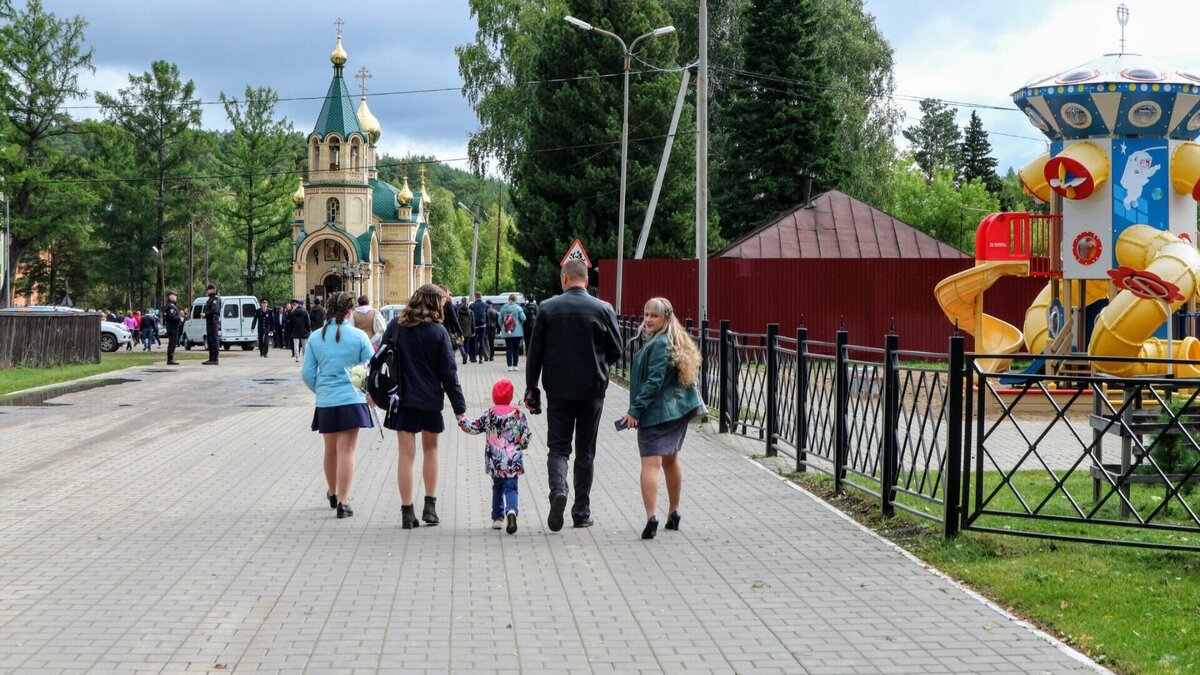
[
  {"left": 422, "top": 496, "right": 439, "bottom": 526},
  {"left": 401, "top": 504, "right": 420, "bottom": 529},
  {"left": 337, "top": 502, "right": 354, "bottom": 519}
]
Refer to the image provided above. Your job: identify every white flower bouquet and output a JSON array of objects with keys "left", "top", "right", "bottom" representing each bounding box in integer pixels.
[{"left": 346, "top": 363, "right": 383, "bottom": 438}]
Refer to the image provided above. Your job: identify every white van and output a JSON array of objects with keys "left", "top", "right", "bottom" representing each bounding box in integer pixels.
[{"left": 182, "top": 295, "right": 261, "bottom": 351}]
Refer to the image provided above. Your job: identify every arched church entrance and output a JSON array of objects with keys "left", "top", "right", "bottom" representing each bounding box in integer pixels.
[
  {"left": 303, "top": 238, "right": 352, "bottom": 304},
  {"left": 323, "top": 274, "right": 343, "bottom": 296}
]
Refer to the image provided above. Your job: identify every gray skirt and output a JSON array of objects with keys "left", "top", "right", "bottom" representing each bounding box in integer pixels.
[{"left": 637, "top": 414, "right": 691, "bottom": 457}]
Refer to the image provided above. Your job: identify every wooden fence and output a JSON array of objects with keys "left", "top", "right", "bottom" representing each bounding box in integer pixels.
[{"left": 0, "top": 313, "right": 102, "bottom": 369}]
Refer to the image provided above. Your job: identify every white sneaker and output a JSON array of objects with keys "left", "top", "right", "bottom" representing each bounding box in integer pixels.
[{"left": 491, "top": 519, "right": 503, "bottom": 530}]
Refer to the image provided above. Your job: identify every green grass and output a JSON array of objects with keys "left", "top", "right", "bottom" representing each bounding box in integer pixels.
[
  {"left": 0, "top": 350, "right": 205, "bottom": 395},
  {"left": 789, "top": 470, "right": 1200, "bottom": 674}
]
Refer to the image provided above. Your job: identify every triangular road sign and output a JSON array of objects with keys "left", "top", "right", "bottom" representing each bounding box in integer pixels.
[{"left": 560, "top": 238, "right": 593, "bottom": 268}]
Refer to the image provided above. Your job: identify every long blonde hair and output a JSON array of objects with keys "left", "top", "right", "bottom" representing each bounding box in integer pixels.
[{"left": 638, "top": 297, "right": 701, "bottom": 386}]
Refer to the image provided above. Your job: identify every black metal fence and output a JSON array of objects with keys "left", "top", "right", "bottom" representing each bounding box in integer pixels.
[{"left": 620, "top": 313, "right": 1200, "bottom": 552}]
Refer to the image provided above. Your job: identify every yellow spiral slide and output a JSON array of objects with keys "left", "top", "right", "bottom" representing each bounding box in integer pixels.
[{"left": 934, "top": 261, "right": 1029, "bottom": 373}]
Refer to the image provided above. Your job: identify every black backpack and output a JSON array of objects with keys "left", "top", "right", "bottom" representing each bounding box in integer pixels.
[{"left": 367, "top": 320, "right": 402, "bottom": 411}]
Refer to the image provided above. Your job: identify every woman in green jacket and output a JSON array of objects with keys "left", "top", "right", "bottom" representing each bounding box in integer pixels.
[{"left": 620, "top": 297, "right": 705, "bottom": 539}]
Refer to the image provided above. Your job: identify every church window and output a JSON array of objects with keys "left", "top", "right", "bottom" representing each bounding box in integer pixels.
[
  {"left": 330, "top": 138, "right": 341, "bottom": 171},
  {"left": 326, "top": 197, "right": 340, "bottom": 224},
  {"left": 351, "top": 139, "right": 360, "bottom": 169}
]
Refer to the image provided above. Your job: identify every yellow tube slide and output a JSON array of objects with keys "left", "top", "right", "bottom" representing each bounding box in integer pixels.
[
  {"left": 1022, "top": 280, "right": 1110, "bottom": 354},
  {"left": 935, "top": 261, "right": 1029, "bottom": 372},
  {"left": 1089, "top": 225, "right": 1200, "bottom": 377}
]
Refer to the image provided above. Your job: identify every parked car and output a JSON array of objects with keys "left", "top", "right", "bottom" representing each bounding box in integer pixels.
[
  {"left": 380, "top": 304, "right": 406, "bottom": 325},
  {"left": 0, "top": 306, "right": 133, "bottom": 353},
  {"left": 181, "top": 295, "right": 261, "bottom": 351}
]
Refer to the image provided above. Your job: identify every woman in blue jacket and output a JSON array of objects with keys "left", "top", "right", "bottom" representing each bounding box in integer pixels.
[
  {"left": 498, "top": 294, "right": 527, "bottom": 371},
  {"left": 384, "top": 284, "right": 468, "bottom": 529},
  {"left": 301, "top": 292, "right": 375, "bottom": 519},
  {"left": 619, "top": 297, "right": 704, "bottom": 540}
]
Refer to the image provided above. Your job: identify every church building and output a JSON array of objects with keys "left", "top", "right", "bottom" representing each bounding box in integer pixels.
[{"left": 292, "top": 24, "right": 434, "bottom": 306}]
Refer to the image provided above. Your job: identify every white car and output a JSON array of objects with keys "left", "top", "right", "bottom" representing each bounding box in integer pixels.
[{"left": 182, "top": 295, "right": 261, "bottom": 351}]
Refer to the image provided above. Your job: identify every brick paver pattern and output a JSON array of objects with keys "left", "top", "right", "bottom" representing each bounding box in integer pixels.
[{"left": 0, "top": 352, "right": 1102, "bottom": 673}]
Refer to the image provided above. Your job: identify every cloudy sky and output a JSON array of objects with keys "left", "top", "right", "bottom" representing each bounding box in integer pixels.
[{"left": 42, "top": 0, "right": 1200, "bottom": 175}]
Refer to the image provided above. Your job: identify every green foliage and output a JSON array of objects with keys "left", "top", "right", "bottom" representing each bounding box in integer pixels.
[
  {"left": 903, "top": 98, "right": 961, "bottom": 183},
  {"left": 215, "top": 85, "right": 302, "bottom": 299},
  {"left": 713, "top": 0, "right": 845, "bottom": 240},
  {"left": 511, "top": 0, "right": 698, "bottom": 299},
  {"left": 0, "top": 0, "right": 94, "bottom": 306},
  {"left": 888, "top": 158, "right": 1000, "bottom": 253},
  {"left": 96, "top": 60, "right": 205, "bottom": 307},
  {"left": 959, "top": 110, "right": 1001, "bottom": 194},
  {"left": 998, "top": 167, "right": 1049, "bottom": 214}
]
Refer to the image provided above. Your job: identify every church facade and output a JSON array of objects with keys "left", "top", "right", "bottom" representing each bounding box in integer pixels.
[{"left": 292, "top": 26, "right": 433, "bottom": 306}]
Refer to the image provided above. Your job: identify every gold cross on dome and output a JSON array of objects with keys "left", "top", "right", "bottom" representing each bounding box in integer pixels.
[
  {"left": 334, "top": 17, "right": 344, "bottom": 37},
  {"left": 356, "top": 66, "right": 372, "bottom": 98},
  {"left": 419, "top": 166, "right": 427, "bottom": 183}
]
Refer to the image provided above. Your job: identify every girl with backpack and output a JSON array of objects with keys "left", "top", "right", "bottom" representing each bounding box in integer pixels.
[
  {"left": 301, "top": 291, "right": 374, "bottom": 519},
  {"left": 383, "top": 284, "right": 467, "bottom": 529},
  {"left": 498, "top": 294, "right": 526, "bottom": 371}
]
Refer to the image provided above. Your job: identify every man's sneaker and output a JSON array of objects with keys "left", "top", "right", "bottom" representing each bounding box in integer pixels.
[{"left": 547, "top": 492, "right": 567, "bottom": 532}]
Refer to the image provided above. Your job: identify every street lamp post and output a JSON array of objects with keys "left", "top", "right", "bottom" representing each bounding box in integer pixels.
[
  {"left": 565, "top": 15, "right": 674, "bottom": 316},
  {"left": 151, "top": 245, "right": 165, "bottom": 308}
]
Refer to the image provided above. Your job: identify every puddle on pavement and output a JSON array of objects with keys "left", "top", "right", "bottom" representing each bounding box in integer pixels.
[
  {"left": 239, "top": 403, "right": 273, "bottom": 408},
  {"left": 252, "top": 378, "right": 287, "bottom": 384},
  {"left": 142, "top": 368, "right": 176, "bottom": 373},
  {"left": 0, "top": 378, "right": 138, "bottom": 407}
]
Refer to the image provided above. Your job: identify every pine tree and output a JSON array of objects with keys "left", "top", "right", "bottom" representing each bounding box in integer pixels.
[
  {"left": 512, "top": 0, "right": 696, "bottom": 301},
  {"left": 712, "top": 0, "right": 845, "bottom": 240},
  {"left": 958, "top": 110, "right": 1001, "bottom": 195},
  {"left": 902, "top": 98, "right": 960, "bottom": 182}
]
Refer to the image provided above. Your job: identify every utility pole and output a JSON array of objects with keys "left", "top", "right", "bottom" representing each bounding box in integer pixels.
[
  {"left": 696, "top": 0, "right": 710, "bottom": 322},
  {"left": 459, "top": 201, "right": 483, "bottom": 298},
  {"left": 494, "top": 185, "right": 503, "bottom": 295}
]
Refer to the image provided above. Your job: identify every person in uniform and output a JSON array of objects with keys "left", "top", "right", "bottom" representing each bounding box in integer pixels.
[
  {"left": 162, "top": 290, "right": 183, "bottom": 365},
  {"left": 251, "top": 298, "right": 274, "bottom": 358},
  {"left": 202, "top": 284, "right": 222, "bottom": 365}
]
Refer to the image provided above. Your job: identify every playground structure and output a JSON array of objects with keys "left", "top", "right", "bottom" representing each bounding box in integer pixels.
[{"left": 936, "top": 49, "right": 1200, "bottom": 380}]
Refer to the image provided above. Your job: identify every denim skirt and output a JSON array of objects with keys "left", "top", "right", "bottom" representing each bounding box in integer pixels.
[
  {"left": 636, "top": 414, "right": 690, "bottom": 457},
  {"left": 311, "top": 403, "right": 373, "bottom": 434}
]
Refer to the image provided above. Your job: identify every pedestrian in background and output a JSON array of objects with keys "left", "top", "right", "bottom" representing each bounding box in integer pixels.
[
  {"left": 140, "top": 308, "right": 158, "bottom": 351},
  {"left": 486, "top": 300, "right": 499, "bottom": 362},
  {"left": 289, "top": 300, "right": 312, "bottom": 363},
  {"left": 498, "top": 294, "right": 526, "bottom": 371},
  {"left": 201, "top": 284, "right": 222, "bottom": 365},
  {"left": 309, "top": 298, "right": 326, "bottom": 330},
  {"left": 456, "top": 297, "right": 472, "bottom": 364},
  {"left": 123, "top": 311, "right": 138, "bottom": 351},
  {"left": 525, "top": 259, "right": 621, "bottom": 532},
  {"left": 302, "top": 291, "right": 374, "bottom": 519},
  {"left": 252, "top": 298, "right": 273, "bottom": 358},
  {"left": 274, "top": 304, "right": 287, "bottom": 349},
  {"left": 351, "top": 294, "right": 386, "bottom": 342},
  {"left": 469, "top": 292, "right": 488, "bottom": 363},
  {"left": 439, "top": 284, "right": 463, "bottom": 350},
  {"left": 522, "top": 295, "right": 538, "bottom": 354},
  {"left": 162, "top": 291, "right": 182, "bottom": 365},
  {"left": 383, "top": 284, "right": 467, "bottom": 529},
  {"left": 281, "top": 302, "right": 294, "bottom": 354},
  {"left": 459, "top": 378, "right": 530, "bottom": 534},
  {"left": 619, "top": 297, "right": 704, "bottom": 540}
]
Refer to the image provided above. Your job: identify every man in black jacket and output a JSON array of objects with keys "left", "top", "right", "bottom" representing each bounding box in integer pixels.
[
  {"left": 525, "top": 260, "right": 621, "bottom": 531},
  {"left": 469, "top": 292, "right": 488, "bottom": 363},
  {"left": 162, "top": 291, "right": 182, "bottom": 365},
  {"left": 309, "top": 299, "right": 326, "bottom": 330},
  {"left": 251, "top": 298, "right": 273, "bottom": 358},
  {"left": 438, "top": 285, "right": 463, "bottom": 346},
  {"left": 201, "top": 284, "right": 222, "bottom": 365}
]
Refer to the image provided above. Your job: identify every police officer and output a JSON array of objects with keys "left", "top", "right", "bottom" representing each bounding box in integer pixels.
[
  {"left": 162, "top": 290, "right": 183, "bottom": 365},
  {"left": 202, "top": 284, "right": 222, "bottom": 365},
  {"left": 251, "top": 298, "right": 273, "bottom": 358}
]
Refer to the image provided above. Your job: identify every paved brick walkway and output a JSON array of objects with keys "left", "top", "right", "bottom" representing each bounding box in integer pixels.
[{"left": 0, "top": 351, "right": 1104, "bottom": 673}]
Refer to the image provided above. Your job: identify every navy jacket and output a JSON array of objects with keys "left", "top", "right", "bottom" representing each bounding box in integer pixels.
[
  {"left": 469, "top": 299, "right": 488, "bottom": 328},
  {"left": 389, "top": 321, "right": 467, "bottom": 415}
]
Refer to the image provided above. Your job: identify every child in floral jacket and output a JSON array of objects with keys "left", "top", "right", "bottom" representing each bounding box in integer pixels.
[{"left": 459, "top": 379, "right": 530, "bottom": 534}]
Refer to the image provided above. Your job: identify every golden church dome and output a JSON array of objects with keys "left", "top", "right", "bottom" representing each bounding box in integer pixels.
[
  {"left": 356, "top": 97, "right": 381, "bottom": 144},
  {"left": 331, "top": 35, "right": 348, "bottom": 66},
  {"left": 398, "top": 175, "right": 414, "bottom": 206},
  {"left": 420, "top": 172, "right": 431, "bottom": 205},
  {"left": 292, "top": 181, "right": 305, "bottom": 205}
]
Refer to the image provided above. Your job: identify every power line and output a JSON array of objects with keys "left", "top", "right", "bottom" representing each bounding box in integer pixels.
[{"left": 44, "top": 69, "right": 667, "bottom": 113}]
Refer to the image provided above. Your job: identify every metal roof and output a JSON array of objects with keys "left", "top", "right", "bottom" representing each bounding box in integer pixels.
[
  {"left": 312, "top": 72, "right": 366, "bottom": 141},
  {"left": 717, "top": 189, "right": 968, "bottom": 260}
]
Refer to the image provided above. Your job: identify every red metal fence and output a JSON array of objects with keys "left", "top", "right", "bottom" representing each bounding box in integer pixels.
[{"left": 597, "top": 258, "right": 1047, "bottom": 353}]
